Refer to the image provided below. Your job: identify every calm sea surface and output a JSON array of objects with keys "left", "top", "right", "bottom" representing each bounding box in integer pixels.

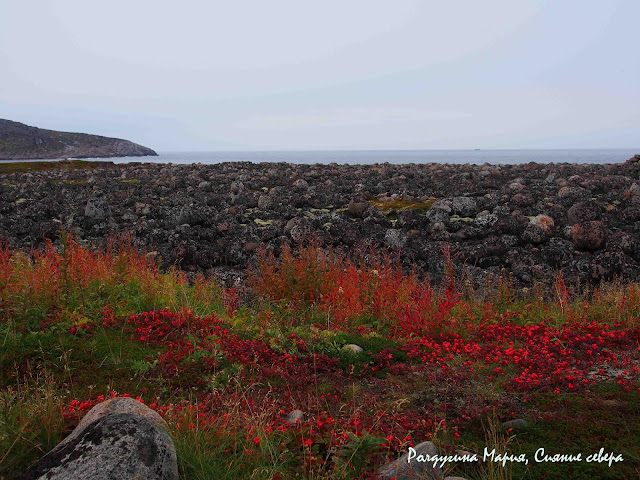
[{"left": 12, "top": 149, "right": 640, "bottom": 165}]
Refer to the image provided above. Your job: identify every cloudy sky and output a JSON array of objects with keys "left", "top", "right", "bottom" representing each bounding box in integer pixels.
[{"left": 0, "top": 0, "right": 638, "bottom": 151}]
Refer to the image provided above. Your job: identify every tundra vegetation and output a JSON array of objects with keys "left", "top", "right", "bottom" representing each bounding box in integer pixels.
[{"left": 1, "top": 234, "right": 639, "bottom": 479}]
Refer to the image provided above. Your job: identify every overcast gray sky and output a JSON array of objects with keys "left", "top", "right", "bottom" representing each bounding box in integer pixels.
[{"left": 1, "top": 0, "right": 638, "bottom": 151}]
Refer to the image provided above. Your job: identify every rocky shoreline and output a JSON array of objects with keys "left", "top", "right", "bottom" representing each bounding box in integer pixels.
[{"left": 1, "top": 156, "right": 640, "bottom": 290}]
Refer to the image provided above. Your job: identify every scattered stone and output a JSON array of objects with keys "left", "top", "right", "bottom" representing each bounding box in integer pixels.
[
  {"left": 502, "top": 418, "right": 528, "bottom": 430},
  {"left": 293, "top": 178, "right": 308, "bottom": 189},
  {"left": 522, "top": 223, "right": 548, "bottom": 244},
  {"left": 511, "top": 192, "right": 535, "bottom": 208},
  {"left": 376, "top": 441, "right": 443, "bottom": 480},
  {"left": 474, "top": 213, "right": 498, "bottom": 228},
  {"left": 384, "top": 229, "right": 406, "bottom": 249},
  {"left": 530, "top": 214, "right": 554, "bottom": 234},
  {"left": 258, "top": 194, "right": 275, "bottom": 210},
  {"left": 343, "top": 344, "right": 364, "bottom": 354},
  {"left": 557, "top": 186, "right": 589, "bottom": 206},
  {"left": 348, "top": 199, "right": 368, "bottom": 217},
  {"left": 4, "top": 160, "right": 640, "bottom": 290},
  {"left": 285, "top": 410, "right": 305, "bottom": 424}
]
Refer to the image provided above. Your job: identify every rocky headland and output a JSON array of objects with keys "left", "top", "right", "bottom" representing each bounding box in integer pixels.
[
  {"left": 0, "top": 119, "right": 157, "bottom": 160},
  {"left": 1, "top": 156, "right": 640, "bottom": 290}
]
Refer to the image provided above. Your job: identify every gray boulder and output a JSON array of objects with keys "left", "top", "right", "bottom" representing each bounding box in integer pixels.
[
  {"left": 502, "top": 418, "right": 528, "bottom": 431},
  {"left": 20, "top": 398, "right": 177, "bottom": 480},
  {"left": 73, "top": 397, "right": 168, "bottom": 432}
]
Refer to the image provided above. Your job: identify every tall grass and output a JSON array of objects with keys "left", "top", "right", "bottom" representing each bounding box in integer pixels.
[{"left": 0, "top": 232, "right": 225, "bottom": 335}]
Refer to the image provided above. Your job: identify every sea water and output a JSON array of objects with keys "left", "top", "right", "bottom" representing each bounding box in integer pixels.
[{"left": 9, "top": 149, "right": 638, "bottom": 165}]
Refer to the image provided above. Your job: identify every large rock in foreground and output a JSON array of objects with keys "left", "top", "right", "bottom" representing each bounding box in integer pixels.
[
  {"left": 19, "top": 398, "right": 178, "bottom": 480},
  {"left": 0, "top": 119, "right": 157, "bottom": 160}
]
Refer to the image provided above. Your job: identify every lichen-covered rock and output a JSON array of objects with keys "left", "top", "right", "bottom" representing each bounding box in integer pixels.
[
  {"left": 567, "top": 201, "right": 602, "bottom": 224},
  {"left": 557, "top": 186, "right": 589, "bottom": 206},
  {"left": 84, "top": 196, "right": 111, "bottom": 220},
  {"left": 4, "top": 159, "right": 640, "bottom": 290},
  {"left": 451, "top": 197, "right": 477, "bottom": 217},
  {"left": 474, "top": 213, "right": 498, "bottom": 228},
  {"left": 384, "top": 229, "right": 406, "bottom": 249},
  {"left": 522, "top": 223, "right": 548, "bottom": 244},
  {"left": 73, "top": 397, "right": 168, "bottom": 433},
  {"left": 530, "top": 214, "right": 554, "bottom": 234},
  {"left": 570, "top": 221, "right": 607, "bottom": 250},
  {"left": 19, "top": 413, "right": 178, "bottom": 480}
]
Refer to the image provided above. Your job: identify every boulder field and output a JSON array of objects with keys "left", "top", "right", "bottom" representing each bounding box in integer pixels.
[{"left": 1, "top": 157, "right": 640, "bottom": 289}]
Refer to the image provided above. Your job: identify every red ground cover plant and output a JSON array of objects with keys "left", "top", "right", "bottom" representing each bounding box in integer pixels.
[{"left": 3, "top": 238, "right": 640, "bottom": 478}]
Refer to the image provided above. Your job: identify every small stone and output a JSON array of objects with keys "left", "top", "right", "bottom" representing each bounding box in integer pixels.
[
  {"left": 84, "top": 197, "right": 111, "bottom": 220},
  {"left": 384, "top": 229, "right": 406, "bottom": 249},
  {"left": 343, "top": 344, "right": 363, "bottom": 354},
  {"left": 511, "top": 192, "right": 535, "bottom": 208},
  {"left": 502, "top": 418, "right": 528, "bottom": 430},
  {"left": 376, "top": 441, "right": 443, "bottom": 480},
  {"left": 230, "top": 181, "right": 244, "bottom": 194},
  {"left": 522, "top": 224, "right": 548, "bottom": 244},
  {"left": 530, "top": 214, "right": 554, "bottom": 234},
  {"left": 285, "top": 410, "right": 305, "bottom": 424},
  {"left": 348, "top": 199, "right": 368, "bottom": 217},
  {"left": 293, "top": 178, "right": 308, "bottom": 189},
  {"left": 258, "top": 194, "right": 275, "bottom": 210},
  {"left": 474, "top": 213, "right": 498, "bottom": 228}
]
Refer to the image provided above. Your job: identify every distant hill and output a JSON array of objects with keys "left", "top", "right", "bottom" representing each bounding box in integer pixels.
[{"left": 0, "top": 119, "right": 157, "bottom": 160}]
